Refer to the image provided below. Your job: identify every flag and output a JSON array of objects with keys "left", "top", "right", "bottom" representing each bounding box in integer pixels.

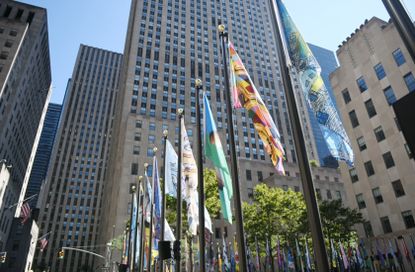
[
  {"left": 388, "top": 240, "right": 400, "bottom": 269},
  {"left": 330, "top": 239, "right": 338, "bottom": 268},
  {"left": 203, "top": 93, "right": 233, "bottom": 223},
  {"left": 266, "top": 237, "right": 271, "bottom": 270},
  {"left": 228, "top": 41, "right": 285, "bottom": 175},
  {"left": 305, "top": 239, "right": 312, "bottom": 271},
  {"left": 254, "top": 236, "right": 261, "bottom": 271},
  {"left": 165, "top": 139, "right": 179, "bottom": 197},
  {"left": 229, "top": 241, "right": 236, "bottom": 272},
  {"left": 20, "top": 202, "right": 31, "bottom": 224},
  {"left": 181, "top": 118, "right": 199, "bottom": 235},
  {"left": 295, "top": 238, "right": 304, "bottom": 271},
  {"left": 122, "top": 229, "right": 129, "bottom": 265},
  {"left": 164, "top": 219, "right": 175, "bottom": 241},
  {"left": 223, "top": 237, "right": 230, "bottom": 271},
  {"left": 129, "top": 191, "right": 138, "bottom": 270},
  {"left": 410, "top": 235, "right": 415, "bottom": 258},
  {"left": 144, "top": 172, "right": 153, "bottom": 223},
  {"left": 376, "top": 240, "right": 385, "bottom": 268},
  {"left": 400, "top": 237, "right": 411, "bottom": 262},
  {"left": 276, "top": 0, "right": 354, "bottom": 166},
  {"left": 39, "top": 234, "right": 49, "bottom": 252},
  {"left": 277, "top": 238, "right": 282, "bottom": 269},
  {"left": 339, "top": 241, "right": 349, "bottom": 269},
  {"left": 287, "top": 246, "right": 295, "bottom": 269},
  {"left": 135, "top": 182, "right": 145, "bottom": 264},
  {"left": 153, "top": 156, "right": 162, "bottom": 240},
  {"left": 233, "top": 236, "right": 240, "bottom": 271}
]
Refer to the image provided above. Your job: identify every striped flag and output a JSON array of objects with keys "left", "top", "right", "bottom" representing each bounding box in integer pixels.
[
  {"left": 228, "top": 41, "right": 285, "bottom": 175},
  {"left": 20, "top": 202, "right": 31, "bottom": 224},
  {"left": 39, "top": 236, "right": 48, "bottom": 252}
]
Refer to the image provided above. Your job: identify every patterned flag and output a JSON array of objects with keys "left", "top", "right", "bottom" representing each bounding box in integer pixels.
[
  {"left": 305, "top": 239, "right": 312, "bottom": 271},
  {"left": 388, "top": 240, "right": 400, "bottom": 269},
  {"left": 144, "top": 171, "right": 153, "bottom": 223},
  {"left": 165, "top": 139, "right": 180, "bottom": 197},
  {"left": 376, "top": 240, "right": 385, "bottom": 268},
  {"left": 339, "top": 241, "right": 349, "bottom": 270},
  {"left": 153, "top": 156, "right": 162, "bottom": 240},
  {"left": 400, "top": 237, "right": 411, "bottom": 261},
  {"left": 228, "top": 41, "right": 285, "bottom": 175},
  {"left": 20, "top": 202, "right": 31, "bottom": 224},
  {"left": 39, "top": 234, "right": 49, "bottom": 252},
  {"left": 276, "top": 0, "right": 354, "bottom": 166},
  {"left": 129, "top": 191, "right": 138, "bottom": 270},
  {"left": 203, "top": 93, "right": 233, "bottom": 223},
  {"left": 181, "top": 118, "right": 199, "bottom": 235},
  {"left": 122, "top": 229, "right": 129, "bottom": 265},
  {"left": 254, "top": 236, "right": 261, "bottom": 271},
  {"left": 223, "top": 237, "right": 230, "bottom": 271},
  {"left": 330, "top": 239, "right": 338, "bottom": 268},
  {"left": 295, "top": 238, "right": 304, "bottom": 271}
]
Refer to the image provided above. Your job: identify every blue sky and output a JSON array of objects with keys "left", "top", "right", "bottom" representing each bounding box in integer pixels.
[{"left": 22, "top": 0, "right": 415, "bottom": 104}]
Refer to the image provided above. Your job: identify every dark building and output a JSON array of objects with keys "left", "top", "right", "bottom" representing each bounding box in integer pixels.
[
  {"left": 25, "top": 103, "right": 62, "bottom": 208},
  {"left": 308, "top": 43, "right": 340, "bottom": 168}
]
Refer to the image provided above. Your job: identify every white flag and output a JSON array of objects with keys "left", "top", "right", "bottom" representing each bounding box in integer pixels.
[
  {"left": 164, "top": 219, "right": 175, "bottom": 242},
  {"left": 165, "top": 140, "right": 180, "bottom": 197}
]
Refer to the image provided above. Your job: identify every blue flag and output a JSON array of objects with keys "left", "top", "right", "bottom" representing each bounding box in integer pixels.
[{"left": 153, "top": 156, "right": 162, "bottom": 240}]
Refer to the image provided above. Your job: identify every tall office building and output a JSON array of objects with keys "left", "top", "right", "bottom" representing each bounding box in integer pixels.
[
  {"left": 99, "top": 0, "right": 328, "bottom": 261},
  {"left": 36, "top": 45, "right": 122, "bottom": 271},
  {"left": 308, "top": 43, "right": 340, "bottom": 168},
  {"left": 331, "top": 17, "right": 415, "bottom": 242},
  {"left": 0, "top": 0, "right": 51, "bottom": 249},
  {"left": 25, "top": 103, "right": 62, "bottom": 208}
]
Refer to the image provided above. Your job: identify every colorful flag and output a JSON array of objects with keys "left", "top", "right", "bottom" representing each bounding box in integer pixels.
[
  {"left": 305, "top": 239, "right": 312, "bottom": 271},
  {"left": 39, "top": 235, "right": 49, "bottom": 252},
  {"left": 129, "top": 191, "right": 138, "bottom": 270},
  {"left": 287, "top": 246, "right": 295, "bottom": 269},
  {"left": 203, "top": 93, "right": 233, "bottom": 223},
  {"left": 295, "top": 238, "right": 304, "bottom": 271},
  {"left": 254, "top": 236, "right": 261, "bottom": 271},
  {"left": 144, "top": 171, "right": 153, "bottom": 223},
  {"left": 223, "top": 237, "right": 230, "bottom": 271},
  {"left": 165, "top": 139, "right": 179, "bottom": 197},
  {"left": 388, "top": 240, "right": 400, "bottom": 269},
  {"left": 339, "top": 241, "right": 349, "bottom": 270},
  {"left": 276, "top": 0, "right": 354, "bottom": 166},
  {"left": 330, "top": 239, "right": 338, "bottom": 268},
  {"left": 376, "top": 240, "right": 385, "bottom": 268},
  {"left": 153, "top": 156, "right": 162, "bottom": 240},
  {"left": 228, "top": 41, "right": 285, "bottom": 175},
  {"left": 181, "top": 118, "right": 199, "bottom": 235},
  {"left": 277, "top": 238, "right": 283, "bottom": 269},
  {"left": 410, "top": 235, "right": 415, "bottom": 258},
  {"left": 20, "top": 202, "right": 31, "bottom": 224},
  {"left": 122, "top": 229, "right": 128, "bottom": 265}
]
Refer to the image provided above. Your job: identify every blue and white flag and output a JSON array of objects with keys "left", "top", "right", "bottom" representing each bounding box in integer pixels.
[{"left": 153, "top": 156, "right": 162, "bottom": 240}]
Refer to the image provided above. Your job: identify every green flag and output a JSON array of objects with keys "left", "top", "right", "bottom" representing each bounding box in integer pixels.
[{"left": 203, "top": 93, "right": 233, "bottom": 224}]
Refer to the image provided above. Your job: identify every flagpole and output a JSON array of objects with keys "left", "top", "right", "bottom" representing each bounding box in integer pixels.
[
  {"left": 217, "top": 25, "right": 248, "bottom": 272},
  {"left": 195, "top": 78, "right": 206, "bottom": 272},
  {"left": 160, "top": 130, "right": 168, "bottom": 272},
  {"left": 268, "top": 1, "right": 330, "bottom": 271},
  {"left": 139, "top": 173, "right": 147, "bottom": 272},
  {"left": 128, "top": 184, "right": 137, "bottom": 272},
  {"left": 175, "top": 108, "right": 184, "bottom": 272},
  {"left": 149, "top": 201, "right": 155, "bottom": 271},
  {"left": 135, "top": 177, "right": 142, "bottom": 270}
]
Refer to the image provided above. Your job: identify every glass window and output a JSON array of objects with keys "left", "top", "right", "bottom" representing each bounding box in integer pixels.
[
  {"left": 149, "top": 122, "right": 156, "bottom": 131},
  {"left": 364, "top": 161, "right": 375, "bottom": 176},
  {"left": 392, "top": 48, "right": 405, "bottom": 66},
  {"left": 383, "top": 86, "right": 396, "bottom": 105},
  {"left": 402, "top": 211, "right": 415, "bottom": 229},
  {"left": 147, "top": 148, "right": 154, "bottom": 157},
  {"left": 336, "top": 191, "right": 342, "bottom": 200},
  {"left": 356, "top": 76, "right": 368, "bottom": 92},
  {"left": 257, "top": 171, "right": 263, "bottom": 182},
  {"left": 374, "top": 63, "right": 386, "bottom": 80},
  {"left": 363, "top": 221, "right": 374, "bottom": 237},
  {"left": 381, "top": 216, "right": 393, "bottom": 233},
  {"left": 349, "top": 110, "right": 359, "bottom": 128},
  {"left": 131, "top": 163, "right": 138, "bottom": 175},
  {"left": 148, "top": 135, "right": 155, "bottom": 143},
  {"left": 327, "top": 190, "right": 332, "bottom": 199},
  {"left": 365, "top": 99, "right": 377, "bottom": 118},
  {"left": 372, "top": 187, "right": 383, "bottom": 204},
  {"left": 246, "top": 169, "right": 252, "bottom": 181},
  {"left": 133, "top": 146, "right": 140, "bottom": 155},
  {"left": 134, "top": 132, "right": 141, "bottom": 141},
  {"left": 374, "top": 126, "right": 385, "bottom": 142},
  {"left": 357, "top": 136, "right": 367, "bottom": 151},
  {"left": 349, "top": 168, "right": 359, "bottom": 183},
  {"left": 136, "top": 120, "right": 142, "bottom": 128},
  {"left": 382, "top": 152, "right": 395, "bottom": 169},
  {"left": 356, "top": 194, "right": 366, "bottom": 209},
  {"left": 404, "top": 73, "right": 415, "bottom": 92},
  {"left": 392, "top": 180, "right": 405, "bottom": 197},
  {"left": 342, "top": 89, "right": 351, "bottom": 104}
]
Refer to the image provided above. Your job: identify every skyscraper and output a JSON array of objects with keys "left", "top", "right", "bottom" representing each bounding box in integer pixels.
[
  {"left": 25, "top": 103, "right": 62, "bottom": 208},
  {"left": 36, "top": 45, "right": 122, "bottom": 271},
  {"left": 331, "top": 17, "right": 415, "bottom": 242},
  {"left": 99, "top": 0, "right": 323, "bottom": 261},
  {"left": 0, "top": 0, "right": 51, "bottom": 249},
  {"left": 308, "top": 43, "right": 340, "bottom": 168}
]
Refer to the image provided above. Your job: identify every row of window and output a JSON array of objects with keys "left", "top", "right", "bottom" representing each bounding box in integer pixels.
[
  {"left": 356, "top": 180, "right": 405, "bottom": 210},
  {"left": 363, "top": 210, "right": 415, "bottom": 237}
]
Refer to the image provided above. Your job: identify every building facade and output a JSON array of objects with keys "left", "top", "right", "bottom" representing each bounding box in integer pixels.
[
  {"left": 36, "top": 45, "right": 122, "bottom": 271},
  {"left": 308, "top": 43, "right": 339, "bottom": 168},
  {"left": 330, "top": 17, "right": 415, "bottom": 240},
  {"left": 97, "top": 0, "right": 334, "bottom": 264},
  {"left": 25, "top": 103, "right": 62, "bottom": 208},
  {"left": 0, "top": 0, "right": 51, "bottom": 251}
]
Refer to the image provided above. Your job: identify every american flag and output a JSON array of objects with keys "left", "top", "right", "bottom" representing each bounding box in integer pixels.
[
  {"left": 39, "top": 237, "right": 48, "bottom": 252},
  {"left": 20, "top": 202, "right": 31, "bottom": 224}
]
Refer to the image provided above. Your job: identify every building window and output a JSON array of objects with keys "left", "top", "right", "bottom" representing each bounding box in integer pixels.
[
  {"left": 374, "top": 126, "right": 385, "bottom": 142},
  {"left": 374, "top": 63, "right": 386, "bottom": 80},
  {"left": 364, "top": 99, "right": 377, "bottom": 118},
  {"left": 349, "top": 110, "right": 359, "bottom": 128},
  {"left": 131, "top": 163, "right": 138, "bottom": 175},
  {"left": 257, "top": 171, "right": 263, "bottom": 182},
  {"left": 148, "top": 135, "right": 155, "bottom": 143},
  {"left": 357, "top": 136, "right": 367, "bottom": 151},
  {"left": 247, "top": 188, "right": 254, "bottom": 199},
  {"left": 364, "top": 161, "right": 375, "bottom": 176},
  {"left": 372, "top": 187, "right": 383, "bottom": 204},
  {"left": 380, "top": 216, "right": 393, "bottom": 233},
  {"left": 392, "top": 180, "right": 405, "bottom": 197},
  {"left": 294, "top": 186, "right": 300, "bottom": 192},
  {"left": 135, "top": 120, "right": 142, "bottom": 128},
  {"left": 133, "top": 146, "right": 140, "bottom": 155},
  {"left": 349, "top": 168, "right": 359, "bottom": 183},
  {"left": 363, "top": 221, "right": 374, "bottom": 237},
  {"left": 327, "top": 190, "right": 332, "bottom": 199},
  {"left": 215, "top": 228, "right": 221, "bottom": 239},
  {"left": 134, "top": 132, "right": 141, "bottom": 141},
  {"left": 149, "top": 122, "right": 156, "bottom": 131},
  {"left": 382, "top": 152, "right": 395, "bottom": 169},
  {"left": 356, "top": 76, "right": 368, "bottom": 92},
  {"left": 246, "top": 170, "right": 252, "bottom": 181},
  {"left": 404, "top": 144, "right": 413, "bottom": 159},
  {"left": 342, "top": 89, "right": 351, "bottom": 104},
  {"left": 356, "top": 194, "right": 366, "bottom": 209},
  {"left": 383, "top": 86, "right": 396, "bottom": 105},
  {"left": 336, "top": 191, "right": 342, "bottom": 200},
  {"left": 0, "top": 51, "right": 8, "bottom": 60},
  {"left": 393, "top": 48, "right": 406, "bottom": 66},
  {"left": 402, "top": 211, "right": 415, "bottom": 229},
  {"left": 404, "top": 73, "right": 415, "bottom": 92},
  {"left": 147, "top": 148, "right": 154, "bottom": 157}
]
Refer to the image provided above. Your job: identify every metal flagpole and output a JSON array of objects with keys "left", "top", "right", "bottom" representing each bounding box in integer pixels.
[
  {"left": 128, "top": 184, "right": 136, "bottom": 272},
  {"left": 160, "top": 130, "right": 168, "bottom": 272},
  {"left": 217, "top": 25, "right": 248, "bottom": 272},
  {"left": 268, "top": 1, "right": 330, "bottom": 271},
  {"left": 139, "top": 173, "right": 147, "bottom": 272},
  {"left": 175, "top": 108, "right": 184, "bottom": 272},
  {"left": 195, "top": 79, "right": 206, "bottom": 272},
  {"left": 381, "top": 0, "right": 415, "bottom": 63},
  {"left": 149, "top": 202, "right": 155, "bottom": 271},
  {"left": 135, "top": 178, "right": 142, "bottom": 271}
]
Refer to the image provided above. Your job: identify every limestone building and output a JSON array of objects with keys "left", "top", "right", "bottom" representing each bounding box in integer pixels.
[{"left": 330, "top": 17, "right": 415, "bottom": 240}]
